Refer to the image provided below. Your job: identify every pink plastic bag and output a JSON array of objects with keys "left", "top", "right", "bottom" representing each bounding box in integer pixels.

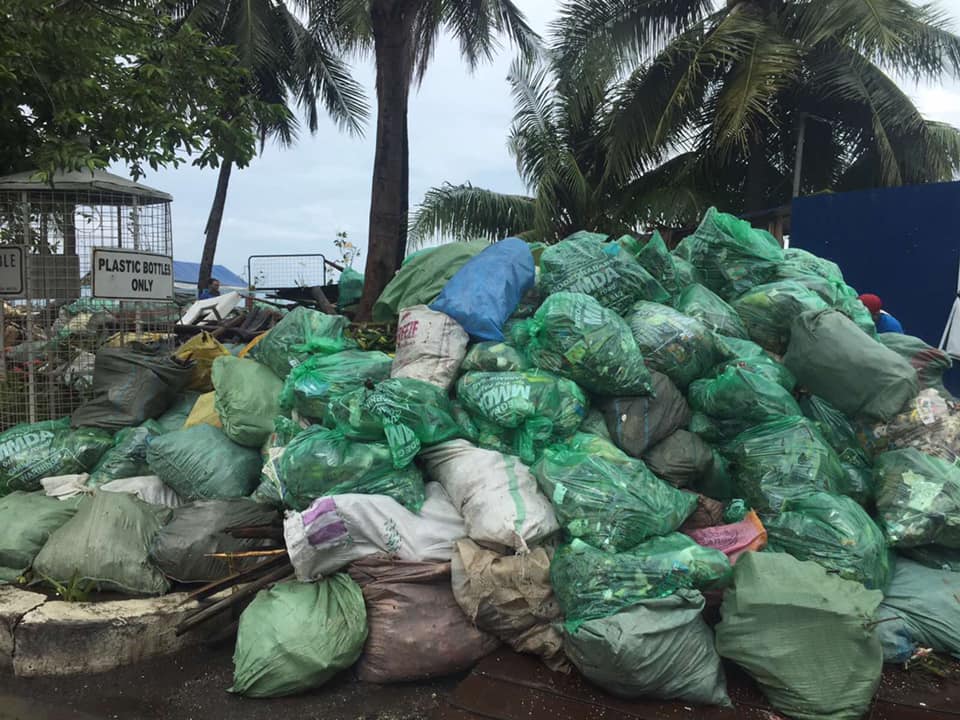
[{"left": 686, "top": 511, "right": 766, "bottom": 564}]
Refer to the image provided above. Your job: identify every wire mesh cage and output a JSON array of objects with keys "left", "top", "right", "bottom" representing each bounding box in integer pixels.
[{"left": 0, "top": 170, "right": 176, "bottom": 430}]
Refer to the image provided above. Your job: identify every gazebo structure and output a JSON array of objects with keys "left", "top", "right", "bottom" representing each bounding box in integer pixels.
[{"left": 0, "top": 169, "right": 176, "bottom": 428}]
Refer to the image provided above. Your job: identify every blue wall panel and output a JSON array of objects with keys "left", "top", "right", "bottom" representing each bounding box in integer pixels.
[{"left": 791, "top": 182, "right": 960, "bottom": 350}]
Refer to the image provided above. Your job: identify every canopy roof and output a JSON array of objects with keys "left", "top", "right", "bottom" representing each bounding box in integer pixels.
[
  {"left": 0, "top": 169, "right": 172, "bottom": 204},
  {"left": 172, "top": 261, "right": 247, "bottom": 288}
]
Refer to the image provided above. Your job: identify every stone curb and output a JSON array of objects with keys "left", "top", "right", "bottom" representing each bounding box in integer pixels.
[{"left": 0, "top": 585, "right": 231, "bottom": 677}]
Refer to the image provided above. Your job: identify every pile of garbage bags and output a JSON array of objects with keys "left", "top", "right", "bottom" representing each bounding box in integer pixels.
[{"left": 1, "top": 207, "right": 958, "bottom": 718}]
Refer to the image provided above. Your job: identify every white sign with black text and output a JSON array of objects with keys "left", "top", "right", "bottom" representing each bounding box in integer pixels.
[
  {"left": 0, "top": 246, "right": 25, "bottom": 297},
  {"left": 92, "top": 248, "right": 174, "bottom": 301}
]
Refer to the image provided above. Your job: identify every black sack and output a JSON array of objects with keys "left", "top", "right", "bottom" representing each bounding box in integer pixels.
[{"left": 71, "top": 347, "right": 193, "bottom": 430}]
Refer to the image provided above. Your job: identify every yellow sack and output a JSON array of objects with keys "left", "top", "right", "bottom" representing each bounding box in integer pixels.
[
  {"left": 175, "top": 332, "right": 231, "bottom": 391},
  {"left": 183, "top": 392, "right": 222, "bottom": 429}
]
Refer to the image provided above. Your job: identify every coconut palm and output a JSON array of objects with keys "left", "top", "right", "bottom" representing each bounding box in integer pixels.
[
  {"left": 551, "top": 0, "right": 960, "bottom": 212},
  {"left": 173, "top": 0, "right": 368, "bottom": 292},
  {"left": 312, "top": 0, "right": 539, "bottom": 318},
  {"left": 410, "top": 57, "right": 725, "bottom": 245}
]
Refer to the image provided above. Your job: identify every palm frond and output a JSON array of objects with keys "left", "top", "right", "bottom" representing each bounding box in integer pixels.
[
  {"left": 409, "top": 183, "right": 536, "bottom": 246},
  {"left": 506, "top": 56, "right": 561, "bottom": 189},
  {"left": 550, "top": 0, "right": 713, "bottom": 79},
  {"left": 710, "top": 13, "right": 801, "bottom": 151}
]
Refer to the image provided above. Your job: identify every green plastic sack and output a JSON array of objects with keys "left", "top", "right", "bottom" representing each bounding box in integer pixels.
[
  {"left": 337, "top": 267, "right": 364, "bottom": 310},
  {"left": 519, "top": 292, "right": 653, "bottom": 396},
  {"left": 250, "top": 417, "right": 306, "bottom": 507},
  {"left": 732, "top": 280, "right": 829, "bottom": 355},
  {"left": 563, "top": 591, "right": 730, "bottom": 707},
  {"left": 725, "top": 416, "right": 846, "bottom": 514},
  {"left": 601, "top": 371, "right": 691, "bottom": 456},
  {"left": 0, "top": 419, "right": 113, "bottom": 496},
  {"left": 689, "top": 449, "right": 738, "bottom": 501},
  {"left": 835, "top": 288, "right": 878, "bottom": 337},
  {"left": 642, "top": 430, "right": 714, "bottom": 488},
  {"left": 715, "top": 552, "right": 882, "bottom": 720},
  {"left": 460, "top": 342, "right": 529, "bottom": 373},
  {"left": 540, "top": 233, "right": 669, "bottom": 315},
  {"left": 280, "top": 349, "right": 393, "bottom": 419},
  {"left": 211, "top": 356, "right": 284, "bottom": 448},
  {"left": 532, "top": 444, "right": 696, "bottom": 551},
  {"left": 682, "top": 207, "right": 784, "bottom": 300},
  {"left": 0, "top": 492, "right": 81, "bottom": 583},
  {"left": 150, "top": 499, "right": 279, "bottom": 583},
  {"left": 627, "top": 302, "right": 720, "bottom": 389},
  {"left": 87, "top": 420, "right": 165, "bottom": 487},
  {"left": 373, "top": 240, "right": 489, "bottom": 322},
  {"left": 713, "top": 335, "right": 767, "bottom": 362},
  {"left": 230, "top": 576, "right": 368, "bottom": 698},
  {"left": 674, "top": 284, "right": 749, "bottom": 339},
  {"left": 33, "top": 491, "right": 172, "bottom": 595},
  {"left": 672, "top": 256, "right": 698, "bottom": 290},
  {"left": 251, "top": 307, "right": 351, "bottom": 379},
  {"left": 713, "top": 355, "right": 796, "bottom": 392},
  {"left": 278, "top": 426, "right": 426, "bottom": 511},
  {"left": 323, "top": 378, "right": 462, "bottom": 468},
  {"left": 878, "top": 334, "right": 952, "bottom": 392},
  {"left": 456, "top": 370, "right": 588, "bottom": 464},
  {"left": 784, "top": 309, "right": 918, "bottom": 422},
  {"left": 765, "top": 493, "right": 891, "bottom": 589},
  {"left": 878, "top": 558, "right": 960, "bottom": 657},
  {"left": 147, "top": 424, "right": 263, "bottom": 500},
  {"left": 779, "top": 248, "right": 843, "bottom": 283},
  {"left": 799, "top": 395, "right": 872, "bottom": 482},
  {"left": 688, "top": 366, "right": 801, "bottom": 444},
  {"left": 551, "top": 537, "right": 732, "bottom": 628},
  {"left": 154, "top": 392, "right": 200, "bottom": 432},
  {"left": 578, "top": 410, "right": 611, "bottom": 440},
  {"left": 874, "top": 448, "right": 960, "bottom": 548},
  {"left": 620, "top": 231, "right": 686, "bottom": 298}
]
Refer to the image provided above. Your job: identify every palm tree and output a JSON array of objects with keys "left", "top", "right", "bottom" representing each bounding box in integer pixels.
[
  {"left": 551, "top": 0, "right": 960, "bottom": 213},
  {"left": 410, "top": 57, "right": 725, "bottom": 245},
  {"left": 314, "top": 0, "right": 539, "bottom": 319},
  {"left": 173, "top": 0, "right": 368, "bottom": 293}
]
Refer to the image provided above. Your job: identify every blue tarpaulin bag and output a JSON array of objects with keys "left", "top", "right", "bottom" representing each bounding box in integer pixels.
[{"left": 431, "top": 238, "right": 535, "bottom": 342}]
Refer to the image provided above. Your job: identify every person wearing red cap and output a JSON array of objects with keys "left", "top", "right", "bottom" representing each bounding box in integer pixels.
[{"left": 859, "top": 293, "right": 904, "bottom": 334}]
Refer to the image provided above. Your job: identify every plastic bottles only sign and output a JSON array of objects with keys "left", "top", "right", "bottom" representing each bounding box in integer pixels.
[
  {"left": 0, "top": 247, "right": 25, "bottom": 296},
  {"left": 92, "top": 248, "right": 174, "bottom": 301}
]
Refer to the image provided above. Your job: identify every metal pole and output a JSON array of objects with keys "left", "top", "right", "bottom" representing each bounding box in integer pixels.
[
  {"left": 21, "top": 191, "right": 35, "bottom": 423},
  {"left": 792, "top": 113, "right": 807, "bottom": 199},
  {"left": 131, "top": 197, "right": 143, "bottom": 339}
]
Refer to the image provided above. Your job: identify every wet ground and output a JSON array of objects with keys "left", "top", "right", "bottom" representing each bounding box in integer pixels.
[
  {"left": 3, "top": 644, "right": 959, "bottom": 720},
  {"left": 0, "top": 643, "right": 459, "bottom": 720}
]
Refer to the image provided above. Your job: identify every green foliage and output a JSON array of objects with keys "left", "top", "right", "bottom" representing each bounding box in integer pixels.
[
  {"left": 556, "top": 0, "right": 960, "bottom": 209},
  {"left": 0, "top": 0, "right": 286, "bottom": 178}
]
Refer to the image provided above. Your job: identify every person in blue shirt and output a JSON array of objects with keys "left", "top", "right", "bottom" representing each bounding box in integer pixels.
[
  {"left": 198, "top": 278, "right": 221, "bottom": 300},
  {"left": 859, "top": 293, "right": 904, "bottom": 334}
]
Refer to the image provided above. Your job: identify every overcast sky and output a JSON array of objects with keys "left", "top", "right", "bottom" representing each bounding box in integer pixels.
[{"left": 130, "top": 0, "right": 960, "bottom": 278}]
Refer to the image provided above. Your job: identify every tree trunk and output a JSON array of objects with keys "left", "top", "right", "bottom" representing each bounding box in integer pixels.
[
  {"left": 744, "top": 136, "right": 767, "bottom": 213},
  {"left": 356, "top": 3, "right": 415, "bottom": 321},
  {"left": 792, "top": 113, "right": 807, "bottom": 198},
  {"left": 199, "top": 157, "right": 233, "bottom": 294}
]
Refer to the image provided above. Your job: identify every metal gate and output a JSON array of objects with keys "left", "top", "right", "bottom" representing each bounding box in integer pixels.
[{"left": 0, "top": 169, "right": 176, "bottom": 429}]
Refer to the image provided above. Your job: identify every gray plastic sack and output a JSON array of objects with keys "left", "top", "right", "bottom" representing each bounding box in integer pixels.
[
  {"left": 150, "top": 499, "right": 279, "bottom": 583},
  {"left": 600, "top": 371, "right": 690, "bottom": 458},
  {"left": 564, "top": 591, "right": 730, "bottom": 707},
  {"left": 784, "top": 309, "right": 919, "bottom": 422},
  {"left": 876, "top": 558, "right": 960, "bottom": 659},
  {"left": 71, "top": 347, "right": 193, "bottom": 430},
  {"left": 147, "top": 424, "right": 262, "bottom": 500},
  {"left": 33, "top": 491, "right": 172, "bottom": 595}
]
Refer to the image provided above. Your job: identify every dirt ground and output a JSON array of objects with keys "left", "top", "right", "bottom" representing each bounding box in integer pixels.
[{"left": 0, "top": 643, "right": 459, "bottom": 720}]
